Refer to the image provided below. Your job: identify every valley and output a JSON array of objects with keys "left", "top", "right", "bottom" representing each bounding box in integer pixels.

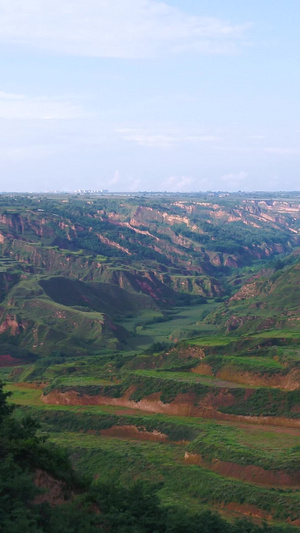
[{"left": 1, "top": 192, "right": 300, "bottom": 530}]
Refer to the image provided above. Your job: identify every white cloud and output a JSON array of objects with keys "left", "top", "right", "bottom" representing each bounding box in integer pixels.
[
  {"left": 0, "top": 91, "right": 82, "bottom": 120},
  {"left": 116, "top": 128, "right": 219, "bottom": 147},
  {"left": 0, "top": 0, "right": 251, "bottom": 58}
]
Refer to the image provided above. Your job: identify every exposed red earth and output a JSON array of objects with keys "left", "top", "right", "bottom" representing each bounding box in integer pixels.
[
  {"left": 100, "top": 424, "right": 168, "bottom": 442},
  {"left": 41, "top": 388, "right": 300, "bottom": 429},
  {"left": 184, "top": 452, "right": 300, "bottom": 488},
  {"left": 0, "top": 354, "right": 24, "bottom": 367}
]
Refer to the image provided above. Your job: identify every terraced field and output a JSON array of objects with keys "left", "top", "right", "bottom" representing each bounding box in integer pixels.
[
  {"left": 5, "top": 326, "right": 300, "bottom": 526},
  {"left": 2, "top": 193, "right": 300, "bottom": 529},
  {"left": 5, "top": 327, "right": 300, "bottom": 528}
]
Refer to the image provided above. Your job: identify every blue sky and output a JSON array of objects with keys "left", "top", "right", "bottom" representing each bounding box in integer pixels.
[{"left": 0, "top": 0, "right": 299, "bottom": 192}]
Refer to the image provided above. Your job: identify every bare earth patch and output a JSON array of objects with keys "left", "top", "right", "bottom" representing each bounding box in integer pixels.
[{"left": 184, "top": 452, "right": 300, "bottom": 488}]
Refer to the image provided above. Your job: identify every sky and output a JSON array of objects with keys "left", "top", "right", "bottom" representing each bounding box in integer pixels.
[{"left": 0, "top": 0, "right": 299, "bottom": 192}]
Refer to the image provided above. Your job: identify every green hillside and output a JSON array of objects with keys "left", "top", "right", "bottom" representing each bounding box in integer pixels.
[
  {"left": 207, "top": 255, "right": 300, "bottom": 334},
  {"left": 2, "top": 192, "right": 300, "bottom": 529}
]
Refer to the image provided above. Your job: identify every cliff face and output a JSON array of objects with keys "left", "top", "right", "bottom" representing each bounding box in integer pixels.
[
  {"left": 0, "top": 271, "right": 20, "bottom": 301},
  {"left": 0, "top": 212, "right": 55, "bottom": 238},
  {"left": 1, "top": 197, "right": 299, "bottom": 298},
  {"left": 0, "top": 195, "right": 299, "bottom": 356}
]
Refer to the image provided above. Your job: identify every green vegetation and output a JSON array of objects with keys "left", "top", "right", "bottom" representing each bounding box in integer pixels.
[
  {"left": 0, "top": 194, "right": 299, "bottom": 355},
  {"left": 12, "top": 401, "right": 300, "bottom": 473},
  {"left": 208, "top": 261, "right": 300, "bottom": 335},
  {"left": 48, "top": 430, "right": 300, "bottom": 521},
  {"left": 187, "top": 424, "right": 300, "bottom": 471},
  {"left": 188, "top": 336, "right": 238, "bottom": 346},
  {"left": 2, "top": 194, "right": 300, "bottom": 529},
  {"left": 3, "top": 382, "right": 297, "bottom": 532}
]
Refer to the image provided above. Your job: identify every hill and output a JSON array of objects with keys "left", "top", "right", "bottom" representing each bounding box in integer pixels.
[
  {"left": 0, "top": 193, "right": 299, "bottom": 356},
  {"left": 2, "top": 192, "right": 300, "bottom": 529},
  {"left": 207, "top": 254, "right": 300, "bottom": 334},
  {"left": 2, "top": 382, "right": 290, "bottom": 533}
]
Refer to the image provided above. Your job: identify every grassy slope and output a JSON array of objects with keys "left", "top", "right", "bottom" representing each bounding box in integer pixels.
[
  {"left": 3, "top": 258, "right": 300, "bottom": 525},
  {"left": 207, "top": 258, "right": 300, "bottom": 335},
  {"left": 6, "top": 384, "right": 300, "bottom": 524},
  {"left": 2, "top": 194, "right": 300, "bottom": 527}
]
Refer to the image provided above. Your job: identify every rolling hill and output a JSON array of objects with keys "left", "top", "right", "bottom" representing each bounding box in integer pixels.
[{"left": 2, "top": 192, "right": 300, "bottom": 529}]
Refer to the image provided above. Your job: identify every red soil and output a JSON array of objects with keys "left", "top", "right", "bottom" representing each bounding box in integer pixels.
[
  {"left": 216, "top": 367, "right": 300, "bottom": 391},
  {"left": 42, "top": 388, "right": 300, "bottom": 429},
  {"left": 33, "top": 469, "right": 73, "bottom": 506},
  {"left": 0, "top": 354, "right": 24, "bottom": 367},
  {"left": 184, "top": 452, "right": 300, "bottom": 488},
  {"left": 191, "top": 363, "right": 213, "bottom": 375},
  {"left": 192, "top": 363, "right": 300, "bottom": 391},
  {"left": 224, "top": 502, "right": 272, "bottom": 521},
  {"left": 42, "top": 388, "right": 234, "bottom": 417},
  {"left": 290, "top": 518, "right": 300, "bottom": 527},
  {"left": 101, "top": 425, "right": 168, "bottom": 442}
]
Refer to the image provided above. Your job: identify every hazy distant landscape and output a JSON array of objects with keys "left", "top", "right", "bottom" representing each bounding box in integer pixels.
[{"left": 1, "top": 192, "right": 300, "bottom": 530}]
